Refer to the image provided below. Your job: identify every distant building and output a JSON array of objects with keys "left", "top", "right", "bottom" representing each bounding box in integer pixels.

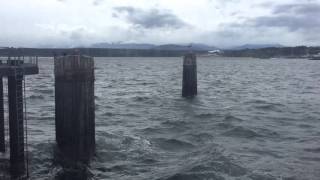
[{"left": 207, "top": 49, "right": 223, "bottom": 56}]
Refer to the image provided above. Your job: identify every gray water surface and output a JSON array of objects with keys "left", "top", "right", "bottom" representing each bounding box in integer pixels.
[{"left": 22, "top": 57, "right": 320, "bottom": 179}]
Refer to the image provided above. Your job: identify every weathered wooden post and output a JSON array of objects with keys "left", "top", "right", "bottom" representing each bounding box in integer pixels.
[
  {"left": 54, "top": 54, "right": 95, "bottom": 163},
  {"left": 182, "top": 53, "right": 197, "bottom": 97},
  {"left": 8, "top": 66, "right": 25, "bottom": 176},
  {"left": 0, "top": 77, "right": 5, "bottom": 153}
]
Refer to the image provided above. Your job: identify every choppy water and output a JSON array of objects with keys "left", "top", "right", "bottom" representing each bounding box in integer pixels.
[{"left": 20, "top": 57, "right": 320, "bottom": 179}]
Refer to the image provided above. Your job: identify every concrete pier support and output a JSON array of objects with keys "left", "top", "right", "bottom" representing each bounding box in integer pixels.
[
  {"left": 182, "top": 53, "right": 197, "bottom": 97},
  {"left": 8, "top": 69, "right": 25, "bottom": 176},
  {"left": 0, "top": 77, "right": 5, "bottom": 153},
  {"left": 54, "top": 55, "right": 95, "bottom": 163}
]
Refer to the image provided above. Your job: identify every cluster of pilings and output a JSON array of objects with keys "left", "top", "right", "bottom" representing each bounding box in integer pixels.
[
  {"left": 53, "top": 52, "right": 197, "bottom": 166},
  {"left": 0, "top": 57, "right": 39, "bottom": 179},
  {"left": 1, "top": 51, "right": 198, "bottom": 179}
]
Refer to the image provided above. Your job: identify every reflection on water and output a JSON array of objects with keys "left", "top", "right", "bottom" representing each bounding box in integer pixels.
[{"left": 22, "top": 57, "right": 320, "bottom": 179}]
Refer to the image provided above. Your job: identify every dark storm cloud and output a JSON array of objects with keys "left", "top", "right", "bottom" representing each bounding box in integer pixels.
[
  {"left": 247, "top": 3, "right": 320, "bottom": 32},
  {"left": 113, "top": 6, "right": 188, "bottom": 29}
]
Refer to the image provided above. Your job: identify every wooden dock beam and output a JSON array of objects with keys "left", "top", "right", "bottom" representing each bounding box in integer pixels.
[
  {"left": 54, "top": 55, "right": 95, "bottom": 163},
  {"left": 0, "top": 77, "right": 5, "bottom": 153},
  {"left": 8, "top": 68, "right": 25, "bottom": 176},
  {"left": 182, "top": 53, "right": 197, "bottom": 97}
]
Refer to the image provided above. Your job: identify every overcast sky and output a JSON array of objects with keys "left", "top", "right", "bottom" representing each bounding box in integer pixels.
[{"left": 0, "top": 0, "right": 319, "bottom": 48}]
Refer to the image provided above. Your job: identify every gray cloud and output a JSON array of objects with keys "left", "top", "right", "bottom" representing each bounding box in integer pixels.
[
  {"left": 69, "top": 30, "right": 83, "bottom": 40},
  {"left": 247, "top": 3, "right": 320, "bottom": 32},
  {"left": 113, "top": 6, "right": 188, "bottom": 29},
  {"left": 59, "top": 28, "right": 87, "bottom": 42},
  {"left": 93, "top": 0, "right": 104, "bottom": 6},
  {"left": 252, "top": 15, "right": 320, "bottom": 32},
  {"left": 273, "top": 3, "right": 320, "bottom": 15}
]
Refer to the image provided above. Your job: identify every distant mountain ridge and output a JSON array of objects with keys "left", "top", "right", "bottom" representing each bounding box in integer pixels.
[
  {"left": 90, "top": 42, "right": 284, "bottom": 51},
  {"left": 231, "top": 44, "right": 284, "bottom": 50},
  {"left": 91, "top": 43, "right": 155, "bottom": 50},
  {"left": 91, "top": 43, "right": 218, "bottom": 51}
]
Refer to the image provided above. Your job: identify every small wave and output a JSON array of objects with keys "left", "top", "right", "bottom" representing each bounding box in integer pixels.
[
  {"left": 217, "top": 122, "right": 235, "bottom": 129},
  {"left": 245, "top": 99, "right": 269, "bottom": 104},
  {"left": 29, "top": 95, "right": 45, "bottom": 100},
  {"left": 254, "top": 104, "right": 284, "bottom": 112},
  {"left": 158, "top": 146, "right": 248, "bottom": 180},
  {"left": 132, "top": 96, "right": 151, "bottom": 102},
  {"left": 185, "top": 133, "right": 214, "bottom": 144},
  {"left": 224, "top": 114, "right": 244, "bottom": 122},
  {"left": 140, "top": 127, "right": 163, "bottom": 135},
  {"left": 102, "top": 112, "right": 115, "bottom": 117},
  {"left": 298, "top": 124, "right": 313, "bottom": 129},
  {"left": 194, "top": 113, "right": 215, "bottom": 118},
  {"left": 191, "top": 133, "right": 213, "bottom": 140},
  {"left": 139, "top": 157, "right": 158, "bottom": 164},
  {"left": 256, "top": 128, "right": 280, "bottom": 138},
  {"left": 249, "top": 173, "right": 277, "bottom": 180},
  {"left": 222, "top": 126, "right": 261, "bottom": 138},
  {"left": 162, "top": 120, "right": 189, "bottom": 127},
  {"left": 299, "top": 156, "right": 320, "bottom": 162},
  {"left": 164, "top": 172, "right": 224, "bottom": 180},
  {"left": 249, "top": 149, "right": 283, "bottom": 158},
  {"left": 54, "top": 167, "right": 93, "bottom": 180},
  {"left": 105, "top": 164, "right": 129, "bottom": 172},
  {"left": 39, "top": 116, "right": 54, "bottom": 121},
  {"left": 246, "top": 99, "right": 285, "bottom": 112},
  {"left": 125, "top": 82, "right": 157, "bottom": 86},
  {"left": 35, "top": 89, "right": 54, "bottom": 94},
  {"left": 152, "top": 138, "right": 195, "bottom": 151},
  {"left": 246, "top": 99, "right": 284, "bottom": 106},
  {"left": 304, "top": 147, "right": 320, "bottom": 153},
  {"left": 189, "top": 160, "right": 247, "bottom": 178}
]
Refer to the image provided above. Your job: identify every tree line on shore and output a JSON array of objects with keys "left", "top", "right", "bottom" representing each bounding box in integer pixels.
[{"left": 223, "top": 46, "right": 320, "bottom": 58}]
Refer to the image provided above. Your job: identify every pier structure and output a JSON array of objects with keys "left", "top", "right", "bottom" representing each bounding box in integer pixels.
[
  {"left": 182, "top": 53, "right": 197, "bottom": 97},
  {"left": 54, "top": 54, "right": 95, "bottom": 163},
  {"left": 0, "top": 55, "right": 39, "bottom": 179}
]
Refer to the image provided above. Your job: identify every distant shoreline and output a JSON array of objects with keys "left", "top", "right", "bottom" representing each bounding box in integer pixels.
[{"left": 0, "top": 46, "right": 319, "bottom": 58}]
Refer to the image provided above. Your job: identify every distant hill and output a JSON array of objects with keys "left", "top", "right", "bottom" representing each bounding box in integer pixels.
[
  {"left": 91, "top": 42, "right": 218, "bottom": 51},
  {"left": 191, "top": 43, "right": 219, "bottom": 51},
  {"left": 91, "top": 43, "right": 155, "bottom": 50},
  {"left": 153, "top": 43, "right": 218, "bottom": 51},
  {"left": 231, "top": 44, "right": 284, "bottom": 50}
]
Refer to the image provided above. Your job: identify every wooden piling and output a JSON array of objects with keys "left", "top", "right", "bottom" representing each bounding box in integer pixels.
[
  {"left": 54, "top": 55, "right": 95, "bottom": 163},
  {"left": 182, "top": 53, "right": 197, "bottom": 97},
  {"left": 8, "top": 68, "right": 25, "bottom": 176},
  {"left": 0, "top": 77, "right": 5, "bottom": 153},
  {"left": 0, "top": 56, "right": 38, "bottom": 178}
]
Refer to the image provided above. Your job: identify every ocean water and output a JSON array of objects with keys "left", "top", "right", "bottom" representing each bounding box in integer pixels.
[{"left": 18, "top": 57, "right": 320, "bottom": 179}]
